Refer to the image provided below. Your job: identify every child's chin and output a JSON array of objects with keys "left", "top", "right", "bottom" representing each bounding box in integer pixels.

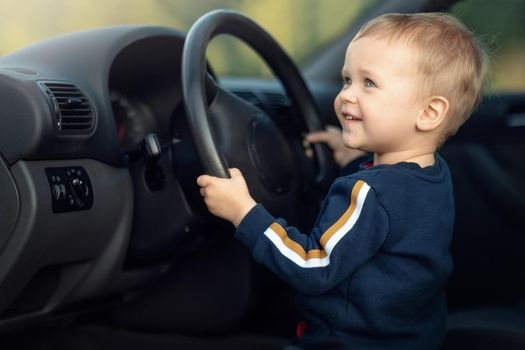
[{"left": 342, "top": 135, "right": 360, "bottom": 149}]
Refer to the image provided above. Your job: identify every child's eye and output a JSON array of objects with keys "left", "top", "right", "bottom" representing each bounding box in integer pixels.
[
  {"left": 342, "top": 76, "right": 352, "bottom": 86},
  {"left": 364, "top": 79, "right": 376, "bottom": 88}
]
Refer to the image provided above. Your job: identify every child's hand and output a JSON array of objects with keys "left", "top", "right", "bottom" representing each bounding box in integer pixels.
[
  {"left": 196, "top": 168, "right": 257, "bottom": 228},
  {"left": 306, "top": 126, "right": 366, "bottom": 167}
]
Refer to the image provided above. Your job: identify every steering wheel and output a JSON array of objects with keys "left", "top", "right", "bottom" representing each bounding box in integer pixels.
[{"left": 181, "top": 9, "right": 335, "bottom": 222}]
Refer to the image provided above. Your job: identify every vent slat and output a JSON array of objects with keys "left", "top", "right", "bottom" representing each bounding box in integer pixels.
[
  {"left": 40, "top": 81, "right": 95, "bottom": 133},
  {"left": 48, "top": 86, "right": 79, "bottom": 89},
  {"left": 57, "top": 104, "right": 90, "bottom": 108},
  {"left": 61, "top": 116, "right": 93, "bottom": 121},
  {"left": 62, "top": 120, "right": 91, "bottom": 127},
  {"left": 58, "top": 105, "right": 90, "bottom": 109},
  {"left": 60, "top": 109, "right": 92, "bottom": 113},
  {"left": 62, "top": 125, "right": 93, "bottom": 130},
  {"left": 54, "top": 93, "right": 84, "bottom": 98},
  {"left": 62, "top": 125, "right": 93, "bottom": 129},
  {"left": 233, "top": 90, "right": 295, "bottom": 135}
]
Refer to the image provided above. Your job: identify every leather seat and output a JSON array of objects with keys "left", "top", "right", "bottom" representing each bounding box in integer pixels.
[{"left": 444, "top": 307, "right": 525, "bottom": 349}]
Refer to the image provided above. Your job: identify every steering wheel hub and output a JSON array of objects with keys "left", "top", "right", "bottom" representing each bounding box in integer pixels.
[{"left": 248, "top": 114, "right": 294, "bottom": 195}]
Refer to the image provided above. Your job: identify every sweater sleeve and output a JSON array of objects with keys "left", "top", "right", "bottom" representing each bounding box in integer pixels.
[{"left": 234, "top": 178, "right": 389, "bottom": 295}]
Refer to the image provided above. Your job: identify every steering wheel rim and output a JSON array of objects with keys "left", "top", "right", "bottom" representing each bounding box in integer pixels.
[{"left": 181, "top": 9, "right": 332, "bottom": 183}]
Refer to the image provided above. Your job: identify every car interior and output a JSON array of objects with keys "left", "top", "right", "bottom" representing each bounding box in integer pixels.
[{"left": 0, "top": 0, "right": 524, "bottom": 349}]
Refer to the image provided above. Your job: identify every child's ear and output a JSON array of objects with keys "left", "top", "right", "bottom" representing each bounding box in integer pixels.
[{"left": 416, "top": 96, "right": 449, "bottom": 131}]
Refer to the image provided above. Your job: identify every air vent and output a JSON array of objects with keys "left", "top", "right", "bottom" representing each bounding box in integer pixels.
[
  {"left": 39, "top": 82, "right": 95, "bottom": 133},
  {"left": 232, "top": 90, "right": 296, "bottom": 134},
  {"left": 232, "top": 90, "right": 292, "bottom": 115},
  {"left": 261, "top": 92, "right": 291, "bottom": 115},
  {"left": 232, "top": 91, "right": 264, "bottom": 110}
]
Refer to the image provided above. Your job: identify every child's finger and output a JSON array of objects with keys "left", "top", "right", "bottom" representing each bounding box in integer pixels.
[
  {"left": 229, "top": 168, "right": 242, "bottom": 177},
  {"left": 306, "top": 131, "right": 329, "bottom": 142},
  {"left": 325, "top": 125, "right": 342, "bottom": 134},
  {"left": 196, "top": 175, "right": 213, "bottom": 186},
  {"left": 306, "top": 131, "right": 337, "bottom": 147}
]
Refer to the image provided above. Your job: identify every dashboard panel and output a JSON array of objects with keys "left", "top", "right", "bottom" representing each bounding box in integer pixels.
[
  {"left": 0, "top": 26, "right": 193, "bottom": 330},
  {"left": 0, "top": 23, "right": 339, "bottom": 333}
]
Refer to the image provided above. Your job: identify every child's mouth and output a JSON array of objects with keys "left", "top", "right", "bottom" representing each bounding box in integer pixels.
[
  {"left": 343, "top": 113, "right": 361, "bottom": 121},
  {"left": 341, "top": 108, "right": 361, "bottom": 121}
]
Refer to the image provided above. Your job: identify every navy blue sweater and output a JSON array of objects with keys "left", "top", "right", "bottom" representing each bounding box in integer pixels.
[{"left": 235, "top": 154, "right": 454, "bottom": 349}]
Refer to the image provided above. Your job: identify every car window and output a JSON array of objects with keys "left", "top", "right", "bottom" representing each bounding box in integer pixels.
[
  {"left": 450, "top": 0, "right": 525, "bottom": 92},
  {"left": 0, "top": 0, "right": 378, "bottom": 78}
]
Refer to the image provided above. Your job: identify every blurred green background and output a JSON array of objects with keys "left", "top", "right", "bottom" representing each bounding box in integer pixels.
[
  {"left": 0, "top": 0, "right": 523, "bottom": 91},
  {"left": 451, "top": 0, "right": 525, "bottom": 92},
  {"left": 0, "top": 0, "right": 374, "bottom": 76}
]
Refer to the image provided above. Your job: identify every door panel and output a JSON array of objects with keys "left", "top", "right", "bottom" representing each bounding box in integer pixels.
[{"left": 441, "top": 94, "right": 525, "bottom": 309}]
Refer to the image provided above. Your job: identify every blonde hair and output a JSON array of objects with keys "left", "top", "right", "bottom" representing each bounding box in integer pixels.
[{"left": 354, "top": 13, "right": 489, "bottom": 141}]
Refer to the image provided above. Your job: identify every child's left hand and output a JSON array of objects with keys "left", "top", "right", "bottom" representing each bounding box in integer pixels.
[
  {"left": 306, "top": 126, "right": 367, "bottom": 167},
  {"left": 196, "top": 168, "right": 257, "bottom": 227}
]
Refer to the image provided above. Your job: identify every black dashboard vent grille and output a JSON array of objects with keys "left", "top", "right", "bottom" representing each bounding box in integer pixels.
[
  {"left": 261, "top": 92, "right": 291, "bottom": 115},
  {"left": 232, "top": 91, "right": 264, "bottom": 110},
  {"left": 232, "top": 90, "right": 292, "bottom": 116},
  {"left": 232, "top": 90, "right": 295, "bottom": 135},
  {"left": 39, "top": 82, "right": 95, "bottom": 133}
]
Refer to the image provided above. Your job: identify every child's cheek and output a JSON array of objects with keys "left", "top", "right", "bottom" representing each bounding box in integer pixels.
[{"left": 334, "top": 94, "right": 342, "bottom": 116}]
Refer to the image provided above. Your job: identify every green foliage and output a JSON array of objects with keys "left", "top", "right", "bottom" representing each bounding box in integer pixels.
[
  {"left": 452, "top": 0, "right": 525, "bottom": 45},
  {"left": 451, "top": 0, "right": 525, "bottom": 91},
  {"left": 0, "top": 0, "right": 374, "bottom": 77},
  {"left": 0, "top": 0, "right": 523, "bottom": 90}
]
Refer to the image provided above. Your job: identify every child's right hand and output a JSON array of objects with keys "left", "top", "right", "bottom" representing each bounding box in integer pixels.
[
  {"left": 306, "top": 126, "right": 366, "bottom": 167},
  {"left": 196, "top": 168, "right": 257, "bottom": 228}
]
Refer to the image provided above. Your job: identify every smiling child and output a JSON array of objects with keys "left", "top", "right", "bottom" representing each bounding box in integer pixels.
[{"left": 197, "top": 12, "right": 488, "bottom": 349}]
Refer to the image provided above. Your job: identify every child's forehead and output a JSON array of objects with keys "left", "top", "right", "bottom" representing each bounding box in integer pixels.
[
  {"left": 343, "top": 35, "right": 420, "bottom": 72},
  {"left": 347, "top": 34, "right": 413, "bottom": 55}
]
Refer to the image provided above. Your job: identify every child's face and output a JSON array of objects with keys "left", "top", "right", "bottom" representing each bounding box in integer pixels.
[{"left": 334, "top": 36, "right": 426, "bottom": 154}]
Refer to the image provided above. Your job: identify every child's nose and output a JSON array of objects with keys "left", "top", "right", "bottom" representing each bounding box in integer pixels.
[{"left": 339, "top": 86, "right": 358, "bottom": 104}]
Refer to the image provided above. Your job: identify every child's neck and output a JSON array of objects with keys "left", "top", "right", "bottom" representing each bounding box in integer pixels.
[{"left": 374, "top": 150, "right": 436, "bottom": 168}]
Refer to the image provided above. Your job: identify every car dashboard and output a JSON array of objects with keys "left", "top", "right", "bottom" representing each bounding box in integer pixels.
[
  {"left": 0, "top": 23, "right": 336, "bottom": 333},
  {"left": 0, "top": 25, "right": 212, "bottom": 330}
]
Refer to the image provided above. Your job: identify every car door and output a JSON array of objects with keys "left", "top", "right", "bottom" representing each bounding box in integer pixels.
[{"left": 440, "top": 0, "right": 525, "bottom": 310}]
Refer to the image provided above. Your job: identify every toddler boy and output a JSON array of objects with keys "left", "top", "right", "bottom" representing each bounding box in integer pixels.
[{"left": 197, "top": 12, "right": 488, "bottom": 349}]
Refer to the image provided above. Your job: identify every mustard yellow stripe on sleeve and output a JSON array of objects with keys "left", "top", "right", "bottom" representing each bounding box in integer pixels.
[
  {"left": 268, "top": 180, "right": 366, "bottom": 262},
  {"left": 270, "top": 222, "right": 327, "bottom": 260},
  {"left": 319, "top": 180, "right": 365, "bottom": 247}
]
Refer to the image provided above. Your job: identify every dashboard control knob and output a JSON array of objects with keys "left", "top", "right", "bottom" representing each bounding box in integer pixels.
[
  {"left": 52, "top": 184, "right": 62, "bottom": 200},
  {"left": 70, "top": 177, "right": 89, "bottom": 201},
  {"left": 46, "top": 166, "right": 93, "bottom": 213}
]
